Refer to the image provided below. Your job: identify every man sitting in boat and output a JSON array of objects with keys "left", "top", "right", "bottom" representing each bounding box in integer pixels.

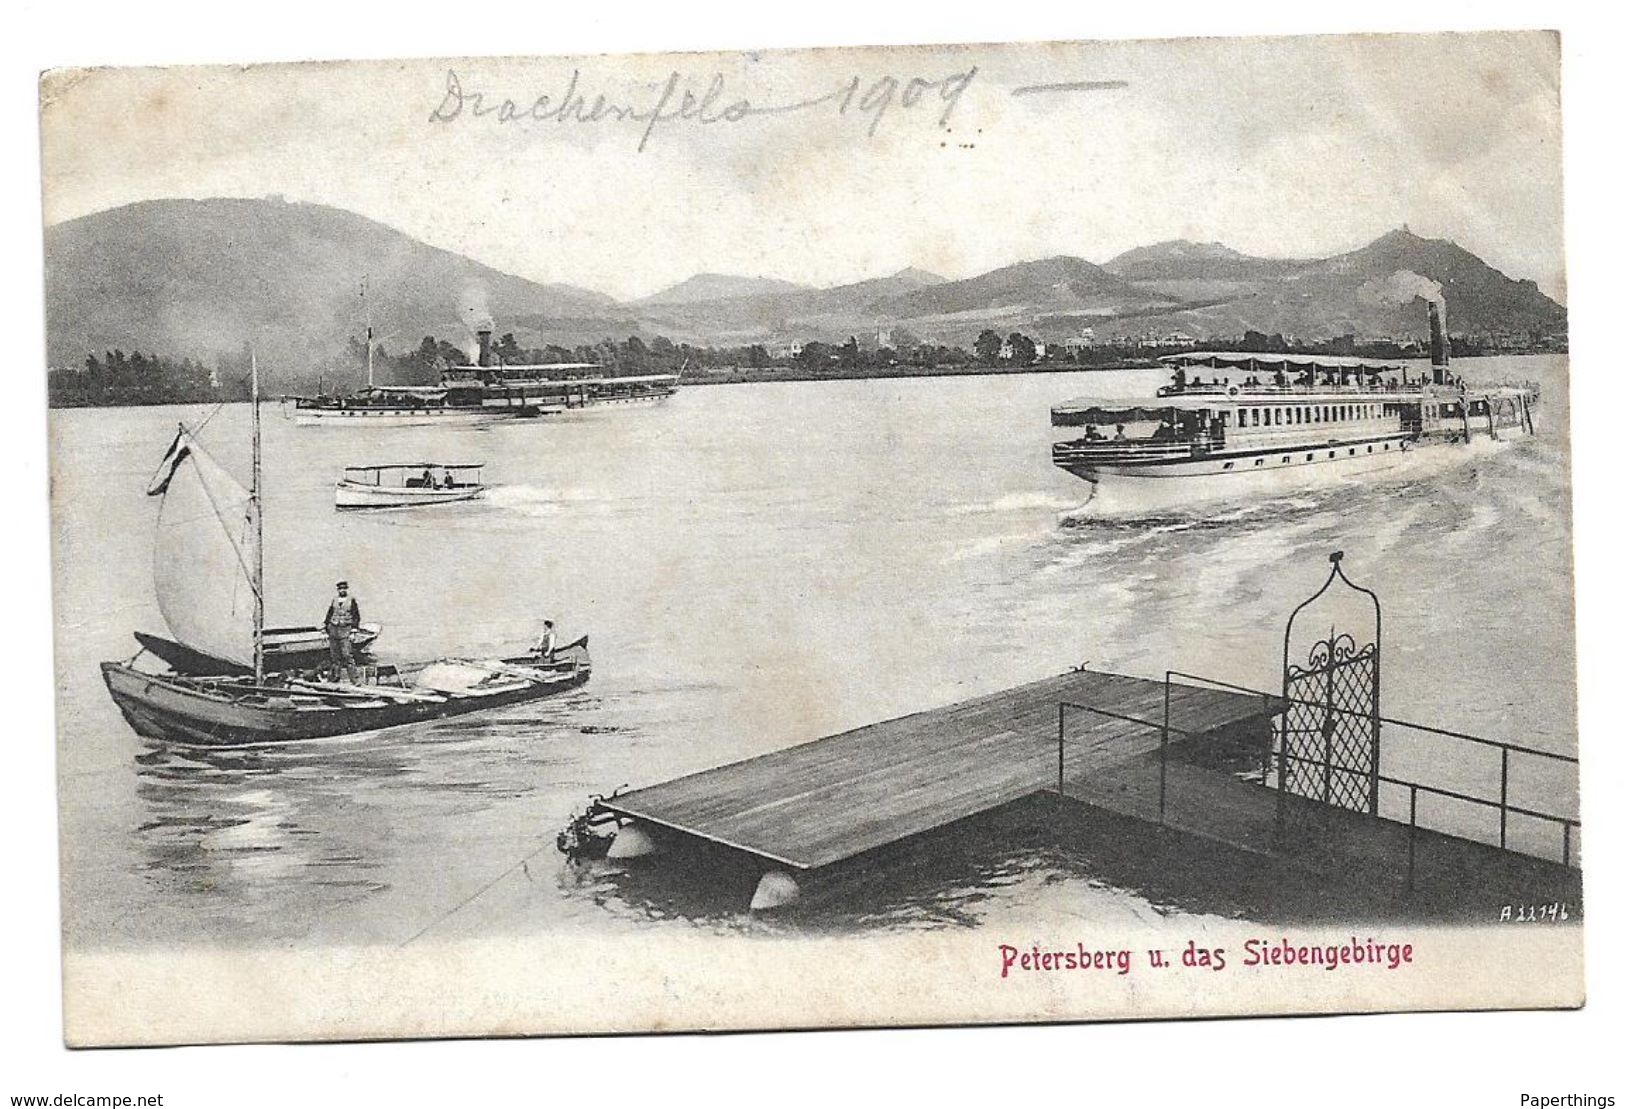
[
  {"left": 531, "top": 620, "right": 556, "bottom": 661},
  {"left": 1083, "top": 424, "right": 1105, "bottom": 442},
  {"left": 323, "top": 580, "right": 362, "bottom": 683}
]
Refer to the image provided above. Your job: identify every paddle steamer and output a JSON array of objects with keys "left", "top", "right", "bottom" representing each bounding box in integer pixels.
[
  {"left": 1051, "top": 305, "right": 1539, "bottom": 510},
  {"left": 288, "top": 329, "right": 679, "bottom": 425}
]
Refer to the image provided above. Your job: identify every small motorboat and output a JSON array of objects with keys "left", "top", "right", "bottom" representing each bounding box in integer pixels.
[{"left": 335, "top": 463, "right": 486, "bottom": 510}]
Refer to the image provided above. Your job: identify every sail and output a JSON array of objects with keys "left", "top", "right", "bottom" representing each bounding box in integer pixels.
[{"left": 149, "top": 426, "right": 260, "bottom": 668}]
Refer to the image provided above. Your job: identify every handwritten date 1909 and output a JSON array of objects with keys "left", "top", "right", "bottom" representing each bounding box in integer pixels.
[{"left": 428, "top": 67, "right": 978, "bottom": 151}]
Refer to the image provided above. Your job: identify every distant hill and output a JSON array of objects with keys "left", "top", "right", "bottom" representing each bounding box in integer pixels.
[
  {"left": 44, "top": 199, "right": 1565, "bottom": 367},
  {"left": 637, "top": 273, "right": 811, "bottom": 306},
  {"left": 44, "top": 197, "right": 629, "bottom": 387},
  {"left": 634, "top": 267, "right": 950, "bottom": 343},
  {"left": 872, "top": 256, "right": 1178, "bottom": 327},
  {"left": 1104, "top": 239, "right": 1308, "bottom": 281},
  {"left": 1129, "top": 228, "right": 1567, "bottom": 341}
]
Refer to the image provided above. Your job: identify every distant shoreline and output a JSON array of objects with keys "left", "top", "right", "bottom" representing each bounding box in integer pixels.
[
  {"left": 678, "top": 360, "right": 1154, "bottom": 387},
  {"left": 44, "top": 350, "right": 1564, "bottom": 409}
]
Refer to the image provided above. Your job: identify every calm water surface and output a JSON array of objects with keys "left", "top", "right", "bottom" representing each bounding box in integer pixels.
[{"left": 50, "top": 357, "right": 1578, "bottom": 949}]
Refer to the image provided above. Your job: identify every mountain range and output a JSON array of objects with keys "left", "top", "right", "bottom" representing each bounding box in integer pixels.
[{"left": 44, "top": 198, "right": 1567, "bottom": 375}]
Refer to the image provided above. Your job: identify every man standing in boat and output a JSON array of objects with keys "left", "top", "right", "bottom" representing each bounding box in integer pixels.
[{"left": 324, "top": 580, "right": 362, "bottom": 683}]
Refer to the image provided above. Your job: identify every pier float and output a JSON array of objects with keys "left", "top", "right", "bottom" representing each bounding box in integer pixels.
[{"left": 575, "top": 555, "right": 1581, "bottom": 916}]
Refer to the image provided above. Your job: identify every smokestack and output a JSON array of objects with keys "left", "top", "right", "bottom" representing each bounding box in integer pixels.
[
  {"left": 477, "top": 329, "right": 493, "bottom": 368},
  {"left": 1428, "top": 301, "right": 1449, "bottom": 384}
]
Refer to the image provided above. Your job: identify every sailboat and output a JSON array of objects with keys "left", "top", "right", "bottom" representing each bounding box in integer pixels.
[{"left": 100, "top": 355, "right": 591, "bottom": 748}]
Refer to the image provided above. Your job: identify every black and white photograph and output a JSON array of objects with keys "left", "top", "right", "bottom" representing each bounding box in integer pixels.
[{"left": 16, "top": 10, "right": 1612, "bottom": 1082}]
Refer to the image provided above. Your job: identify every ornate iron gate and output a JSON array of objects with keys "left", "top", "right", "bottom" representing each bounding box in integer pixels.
[{"left": 1277, "top": 552, "right": 1382, "bottom": 824}]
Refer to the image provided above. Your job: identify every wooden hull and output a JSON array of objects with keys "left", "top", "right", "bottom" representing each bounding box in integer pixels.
[
  {"left": 101, "top": 647, "right": 590, "bottom": 748},
  {"left": 334, "top": 481, "right": 486, "bottom": 509}
]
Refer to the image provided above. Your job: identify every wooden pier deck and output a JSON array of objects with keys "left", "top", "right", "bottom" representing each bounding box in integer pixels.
[{"left": 601, "top": 669, "right": 1277, "bottom": 871}]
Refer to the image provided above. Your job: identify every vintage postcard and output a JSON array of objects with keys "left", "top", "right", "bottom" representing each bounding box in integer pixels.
[{"left": 41, "top": 30, "right": 1580, "bottom": 1046}]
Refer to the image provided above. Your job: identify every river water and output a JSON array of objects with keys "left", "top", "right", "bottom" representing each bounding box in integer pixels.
[{"left": 49, "top": 356, "right": 1578, "bottom": 950}]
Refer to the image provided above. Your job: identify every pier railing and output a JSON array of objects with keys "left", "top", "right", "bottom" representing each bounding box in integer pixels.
[{"left": 1056, "top": 670, "right": 1580, "bottom": 876}]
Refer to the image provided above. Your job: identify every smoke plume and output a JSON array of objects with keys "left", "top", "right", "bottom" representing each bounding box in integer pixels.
[
  {"left": 1358, "top": 269, "right": 1447, "bottom": 325},
  {"left": 460, "top": 284, "right": 495, "bottom": 334}
]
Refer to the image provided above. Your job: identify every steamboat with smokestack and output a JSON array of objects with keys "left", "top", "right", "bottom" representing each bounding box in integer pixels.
[
  {"left": 1050, "top": 299, "right": 1540, "bottom": 511},
  {"left": 287, "top": 326, "right": 680, "bottom": 426}
]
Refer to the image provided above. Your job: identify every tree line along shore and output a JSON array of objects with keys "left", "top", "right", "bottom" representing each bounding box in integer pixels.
[{"left": 46, "top": 327, "right": 1565, "bottom": 409}]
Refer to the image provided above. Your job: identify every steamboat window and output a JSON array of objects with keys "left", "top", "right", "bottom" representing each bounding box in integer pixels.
[
  {"left": 1223, "top": 461, "right": 1234, "bottom": 470},
  {"left": 1282, "top": 455, "right": 1291, "bottom": 463},
  {"left": 1255, "top": 459, "right": 1264, "bottom": 466},
  {"left": 1263, "top": 409, "right": 1271, "bottom": 426}
]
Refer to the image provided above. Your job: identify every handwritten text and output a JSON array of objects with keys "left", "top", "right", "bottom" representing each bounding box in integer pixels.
[{"left": 428, "top": 67, "right": 979, "bottom": 151}]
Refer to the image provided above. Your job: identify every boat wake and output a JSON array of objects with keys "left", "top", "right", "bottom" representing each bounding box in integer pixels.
[
  {"left": 943, "top": 491, "right": 1082, "bottom": 518},
  {"left": 484, "top": 484, "right": 614, "bottom": 516},
  {"left": 1060, "top": 491, "right": 1326, "bottom": 533}
]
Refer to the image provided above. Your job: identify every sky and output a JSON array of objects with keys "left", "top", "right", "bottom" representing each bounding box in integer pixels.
[{"left": 39, "top": 31, "right": 1566, "bottom": 302}]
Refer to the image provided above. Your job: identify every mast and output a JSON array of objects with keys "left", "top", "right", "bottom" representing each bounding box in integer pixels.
[
  {"left": 250, "top": 349, "right": 265, "bottom": 684},
  {"left": 363, "top": 275, "right": 374, "bottom": 390}
]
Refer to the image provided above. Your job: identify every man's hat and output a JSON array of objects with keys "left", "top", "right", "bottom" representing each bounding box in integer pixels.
[{"left": 336, "top": 580, "right": 349, "bottom": 588}]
